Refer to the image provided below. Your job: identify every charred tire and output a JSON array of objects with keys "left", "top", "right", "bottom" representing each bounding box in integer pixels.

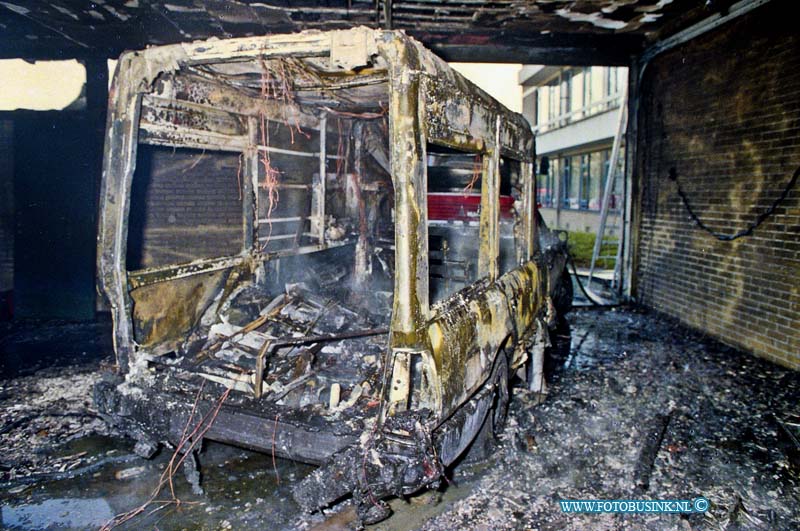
[
  {"left": 553, "top": 268, "right": 573, "bottom": 316},
  {"left": 464, "top": 354, "right": 510, "bottom": 461}
]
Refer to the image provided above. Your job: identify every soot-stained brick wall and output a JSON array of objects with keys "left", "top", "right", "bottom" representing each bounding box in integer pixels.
[{"left": 635, "top": 2, "right": 800, "bottom": 369}]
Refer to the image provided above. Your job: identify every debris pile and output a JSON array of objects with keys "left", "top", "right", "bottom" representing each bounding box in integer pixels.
[
  {"left": 409, "top": 309, "right": 800, "bottom": 531},
  {"left": 0, "top": 365, "right": 120, "bottom": 486},
  {"left": 2, "top": 308, "right": 799, "bottom": 531},
  {"left": 146, "top": 272, "right": 392, "bottom": 420}
]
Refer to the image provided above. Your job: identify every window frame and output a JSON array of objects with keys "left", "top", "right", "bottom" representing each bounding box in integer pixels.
[{"left": 552, "top": 147, "right": 622, "bottom": 212}]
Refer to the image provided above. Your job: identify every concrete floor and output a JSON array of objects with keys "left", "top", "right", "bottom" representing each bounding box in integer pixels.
[{"left": 1, "top": 307, "right": 798, "bottom": 530}]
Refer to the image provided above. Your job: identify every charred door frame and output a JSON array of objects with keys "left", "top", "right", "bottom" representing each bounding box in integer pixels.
[
  {"left": 382, "top": 35, "right": 537, "bottom": 342},
  {"left": 98, "top": 30, "right": 374, "bottom": 372},
  {"left": 380, "top": 36, "right": 539, "bottom": 424}
]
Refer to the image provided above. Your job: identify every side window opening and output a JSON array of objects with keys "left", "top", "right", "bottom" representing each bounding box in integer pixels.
[
  {"left": 498, "top": 156, "right": 522, "bottom": 276},
  {"left": 426, "top": 143, "right": 482, "bottom": 305},
  {"left": 127, "top": 145, "right": 243, "bottom": 270}
]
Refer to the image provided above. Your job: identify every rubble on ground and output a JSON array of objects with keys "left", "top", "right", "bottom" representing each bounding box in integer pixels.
[
  {"left": 411, "top": 308, "right": 800, "bottom": 531},
  {"left": 2, "top": 307, "right": 798, "bottom": 531},
  {"left": 0, "top": 364, "right": 121, "bottom": 485}
]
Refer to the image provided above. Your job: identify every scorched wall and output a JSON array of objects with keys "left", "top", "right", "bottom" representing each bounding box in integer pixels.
[{"left": 635, "top": 1, "right": 799, "bottom": 370}]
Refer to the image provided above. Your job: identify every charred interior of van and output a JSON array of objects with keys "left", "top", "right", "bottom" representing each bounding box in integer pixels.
[
  {"left": 127, "top": 103, "right": 393, "bottom": 395},
  {"left": 95, "top": 29, "right": 550, "bottom": 525},
  {"left": 114, "top": 48, "right": 395, "bottom": 429}
]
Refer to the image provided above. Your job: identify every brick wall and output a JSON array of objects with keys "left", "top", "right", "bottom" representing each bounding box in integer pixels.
[
  {"left": 128, "top": 145, "right": 243, "bottom": 269},
  {"left": 0, "top": 120, "right": 12, "bottom": 293},
  {"left": 635, "top": 2, "right": 800, "bottom": 369}
]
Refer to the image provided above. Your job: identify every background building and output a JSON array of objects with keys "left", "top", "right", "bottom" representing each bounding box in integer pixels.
[{"left": 519, "top": 65, "right": 627, "bottom": 235}]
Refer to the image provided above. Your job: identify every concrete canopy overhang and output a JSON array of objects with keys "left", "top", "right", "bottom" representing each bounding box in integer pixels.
[{"left": 0, "top": 1, "right": 746, "bottom": 64}]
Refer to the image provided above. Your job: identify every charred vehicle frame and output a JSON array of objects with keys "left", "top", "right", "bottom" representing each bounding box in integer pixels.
[{"left": 94, "top": 27, "right": 569, "bottom": 522}]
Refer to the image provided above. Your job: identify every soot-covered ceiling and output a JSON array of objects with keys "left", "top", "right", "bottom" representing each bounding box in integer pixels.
[{"left": 0, "top": 1, "right": 738, "bottom": 64}]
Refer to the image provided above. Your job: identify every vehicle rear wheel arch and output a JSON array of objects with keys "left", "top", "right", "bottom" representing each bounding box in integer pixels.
[
  {"left": 459, "top": 350, "right": 511, "bottom": 463},
  {"left": 492, "top": 334, "right": 514, "bottom": 371}
]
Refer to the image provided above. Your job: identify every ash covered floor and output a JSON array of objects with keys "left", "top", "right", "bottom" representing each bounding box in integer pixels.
[{"left": 1, "top": 307, "right": 799, "bottom": 530}]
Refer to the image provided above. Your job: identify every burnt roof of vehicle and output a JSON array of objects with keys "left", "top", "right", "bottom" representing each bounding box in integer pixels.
[{"left": 0, "top": 1, "right": 731, "bottom": 64}]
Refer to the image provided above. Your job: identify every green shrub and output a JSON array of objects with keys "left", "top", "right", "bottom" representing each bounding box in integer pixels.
[{"left": 566, "top": 231, "right": 618, "bottom": 269}]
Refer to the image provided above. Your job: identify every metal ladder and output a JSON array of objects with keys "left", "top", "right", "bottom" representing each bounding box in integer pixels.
[{"left": 587, "top": 86, "right": 628, "bottom": 294}]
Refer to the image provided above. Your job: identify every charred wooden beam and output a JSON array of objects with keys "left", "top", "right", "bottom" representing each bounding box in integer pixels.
[{"left": 633, "top": 412, "right": 672, "bottom": 494}]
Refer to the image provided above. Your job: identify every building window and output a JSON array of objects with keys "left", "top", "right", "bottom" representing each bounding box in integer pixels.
[
  {"left": 588, "top": 151, "right": 605, "bottom": 210},
  {"left": 537, "top": 148, "right": 623, "bottom": 212},
  {"left": 606, "top": 67, "right": 624, "bottom": 100},
  {"left": 579, "top": 153, "right": 590, "bottom": 209},
  {"left": 570, "top": 68, "right": 586, "bottom": 121},
  {"left": 559, "top": 70, "right": 571, "bottom": 123},
  {"left": 532, "top": 67, "right": 627, "bottom": 133},
  {"left": 547, "top": 79, "right": 560, "bottom": 125},
  {"left": 549, "top": 146, "right": 623, "bottom": 212},
  {"left": 581, "top": 67, "right": 592, "bottom": 120},
  {"left": 561, "top": 157, "right": 572, "bottom": 209},
  {"left": 537, "top": 87, "right": 548, "bottom": 126},
  {"left": 537, "top": 157, "right": 557, "bottom": 208},
  {"left": 589, "top": 66, "right": 606, "bottom": 107},
  {"left": 523, "top": 90, "right": 537, "bottom": 127},
  {"left": 561, "top": 153, "right": 584, "bottom": 211}
]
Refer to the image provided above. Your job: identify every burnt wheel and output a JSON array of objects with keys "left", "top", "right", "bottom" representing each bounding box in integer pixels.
[
  {"left": 553, "top": 268, "right": 573, "bottom": 316},
  {"left": 464, "top": 354, "right": 510, "bottom": 461}
]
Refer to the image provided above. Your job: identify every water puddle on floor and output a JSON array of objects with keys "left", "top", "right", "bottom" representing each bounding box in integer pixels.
[
  {"left": 1, "top": 435, "right": 314, "bottom": 530},
  {"left": 2, "top": 498, "right": 115, "bottom": 530}
]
